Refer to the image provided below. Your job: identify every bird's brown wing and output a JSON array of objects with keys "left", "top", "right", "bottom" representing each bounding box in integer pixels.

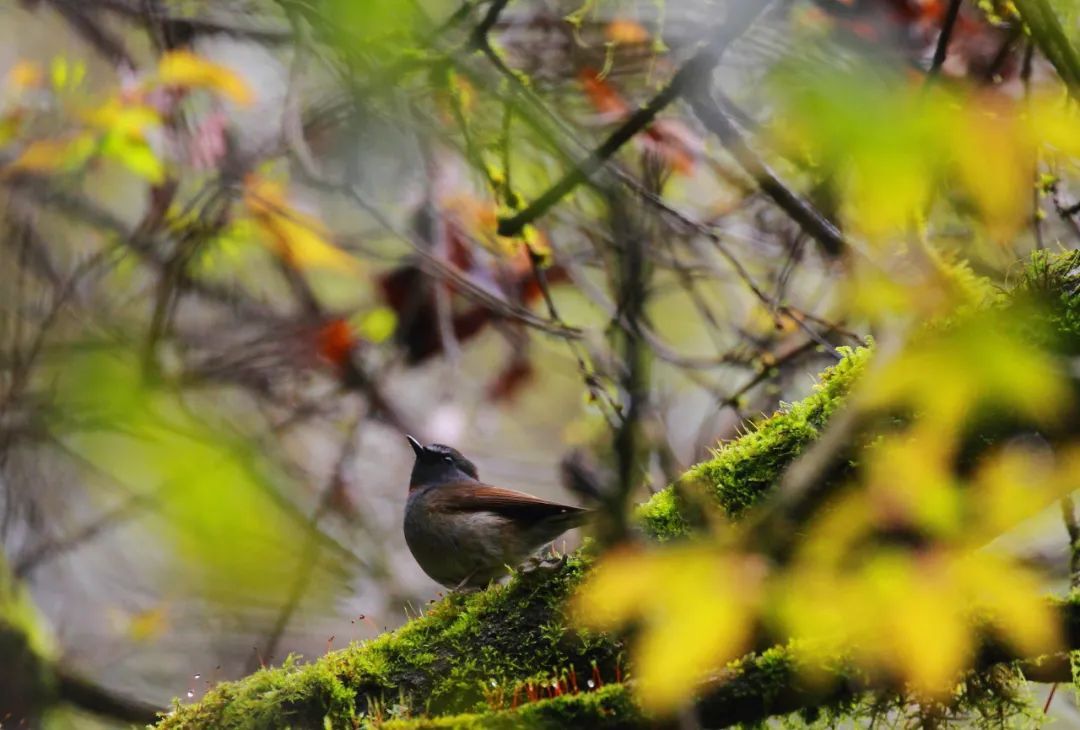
[{"left": 431, "top": 483, "right": 588, "bottom": 523}]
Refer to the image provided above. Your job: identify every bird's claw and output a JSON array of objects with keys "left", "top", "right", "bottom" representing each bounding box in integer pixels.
[{"left": 519, "top": 551, "right": 567, "bottom": 575}]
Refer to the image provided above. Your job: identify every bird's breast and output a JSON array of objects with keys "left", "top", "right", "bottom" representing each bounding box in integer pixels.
[{"left": 404, "top": 492, "right": 522, "bottom": 586}]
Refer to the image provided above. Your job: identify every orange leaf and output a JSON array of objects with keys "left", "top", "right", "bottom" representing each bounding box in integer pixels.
[
  {"left": 6, "top": 60, "right": 43, "bottom": 91},
  {"left": 605, "top": 19, "right": 650, "bottom": 45},
  {"left": 578, "top": 68, "right": 629, "bottom": 118}
]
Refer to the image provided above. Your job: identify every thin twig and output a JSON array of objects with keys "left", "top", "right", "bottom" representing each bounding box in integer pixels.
[
  {"left": 1061, "top": 495, "right": 1080, "bottom": 589},
  {"left": 927, "top": 0, "right": 965, "bottom": 77}
]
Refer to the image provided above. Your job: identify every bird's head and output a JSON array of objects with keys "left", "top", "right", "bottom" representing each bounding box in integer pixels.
[{"left": 406, "top": 435, "right": 480, "bottom": 489}]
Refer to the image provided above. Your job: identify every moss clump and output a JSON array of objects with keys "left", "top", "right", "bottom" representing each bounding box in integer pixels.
[
  {"left": 381, "top": 684, "right": 641, "bottom": 729},
  {"left": 631, "top": 487, "right": 689, "bottom": 543},
  {"left": 1014, "top": 249, "right": 1080, "bottom": 355},
  {"left": 637, "top": 346, "right": 872, "bottom": 540},
  {"left": 157, "top": 554, "right": 622, "bottom": 729}
]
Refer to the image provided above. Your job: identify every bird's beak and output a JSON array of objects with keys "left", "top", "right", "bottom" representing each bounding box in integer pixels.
[{"left": 406, "top": 435, "right": 425, "bottom": 458}]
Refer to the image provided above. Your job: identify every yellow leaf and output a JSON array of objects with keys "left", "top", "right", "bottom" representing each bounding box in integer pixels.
[
  {"left": 574, "top": 547, "right": 762, "bottom": 713},
  {"left": 856, "top": 318, "right": 1069, "bottom": 434},
  {"left": 82, "top": 99, "right": 161, "bottom": 139},
  {"left": 7, "top": 133, "right": 96, "bottom": 174},
  {"left": 243, "top": 175, "right": 360, "bottom": 273},
  {"left": 1029, "top": 92, "right": 1080, "bottom": 158},
  {"left": 951, "top": 102, "right": 1033, "bottom": 240},
  {"left": 50, "top": 56, "right": 85, "bottom": 91},
  {"left": 101, "top": 135, "right": 165, "bottom": 183},
  {"left": 877, "top": 561, "right": 970, "bottom": 696},
  {"left": 158, "top": 50, "right": 254, "bottom": 106},
  {"left": 571, "top": 546, "right": 655, "bottom": 629},
  {"left": 955, "top": 552, "right": 1059, "bottom": 658}
]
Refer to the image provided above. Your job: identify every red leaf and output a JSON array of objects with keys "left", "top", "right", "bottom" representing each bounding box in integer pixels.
[
  {"left": 486, "top": 358, "right": 535, "bottom": 402},
  {"left": 315, "top": 318, "right": 356, "bottom": 369}
]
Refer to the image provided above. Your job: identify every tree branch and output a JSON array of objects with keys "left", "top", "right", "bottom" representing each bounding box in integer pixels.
[
  {"left": 55, "top": 667, "right": 161, "bottom": 725},
  {"left": 1013, "top": 0, "right": 1080, "bottom": 91},
  {"left": 928, "top": 0, "right": 965, "bottom": 77},
  {"left": 685, "top": 88, "right": 847, "bottom": 257},
  {"left": 496, "top": 0, "right": 771, "bottom": 237}
]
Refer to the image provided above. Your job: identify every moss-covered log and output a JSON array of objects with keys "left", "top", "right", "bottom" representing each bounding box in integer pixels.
[
  {"left": 369, "top": 594, "right": 1080, "bottom": 730},
  {"left": 157, "top": 554, "right": 622, "bottom": 729},
  {"left": 162, "top": 592, "right": 1080, "bottom": 730},
  {"left": 159, "top": 251, "right": 1080, "bottom": 730}
]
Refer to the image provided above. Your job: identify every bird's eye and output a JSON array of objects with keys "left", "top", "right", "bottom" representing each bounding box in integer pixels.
[{"left": 443, "top": 455, "right": 453, "bottom": 464}]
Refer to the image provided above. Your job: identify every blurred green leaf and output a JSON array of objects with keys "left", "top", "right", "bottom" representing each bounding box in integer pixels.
[{"left": 48, "top": 347, "right": 336, "bottom": 605}]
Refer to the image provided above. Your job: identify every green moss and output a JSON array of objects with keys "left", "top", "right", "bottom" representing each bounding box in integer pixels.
[
  {"left": 158, "top": 554, "right": 622, "bottom": 729},
  {"left": 1015, "top": 249, "right": 1080, "bottom": 354},
  {"left": 632, "top": 488, "right": 688, "bottom": 543},
  {"left": 637, "top": 346, "right": 872, "bottom": 540},
  {"left": 381, "top": 684, "right": 641, "bottom": 730}
]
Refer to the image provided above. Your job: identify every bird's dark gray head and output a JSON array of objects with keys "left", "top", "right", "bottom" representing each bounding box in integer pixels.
[{"left": 407, "top": 435, "right": 479, "bottom": 489}]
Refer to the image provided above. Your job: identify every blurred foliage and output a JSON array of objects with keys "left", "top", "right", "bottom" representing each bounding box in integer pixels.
[
  {"left": 582, "top": 256, "right": 1080, "bottom": 713},
  {"left": 46, "top": 347, "right": 336, "bottom": 605},
  {"left": 3, "top": 51, "right": 252, "bottom": 184},
  {"left": 768, "top": 62, "right": 1080, "bottom": 242}
]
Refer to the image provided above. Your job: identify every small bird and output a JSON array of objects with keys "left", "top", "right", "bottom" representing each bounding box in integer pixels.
[{"left": 403, "top": 435, "right": 589, "bottom": 590}]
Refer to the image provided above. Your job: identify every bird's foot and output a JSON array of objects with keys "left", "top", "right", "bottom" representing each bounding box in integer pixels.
[{"left": 519, "top": 551, "right": 567, "bottom": 575}]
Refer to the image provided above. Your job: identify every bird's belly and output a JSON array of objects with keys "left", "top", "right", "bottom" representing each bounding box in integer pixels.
[{"left": 404, "top": 507, "right": 525, "bottom": 588}]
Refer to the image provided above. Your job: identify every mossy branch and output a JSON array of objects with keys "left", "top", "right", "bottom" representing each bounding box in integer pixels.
[{"left": 157, "top": 555, "right": 623, "bottom": 729}]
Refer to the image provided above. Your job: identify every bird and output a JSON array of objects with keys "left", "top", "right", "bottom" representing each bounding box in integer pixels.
[{"left": 403, "top": 435, "right": 590, "bottom": 590}]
